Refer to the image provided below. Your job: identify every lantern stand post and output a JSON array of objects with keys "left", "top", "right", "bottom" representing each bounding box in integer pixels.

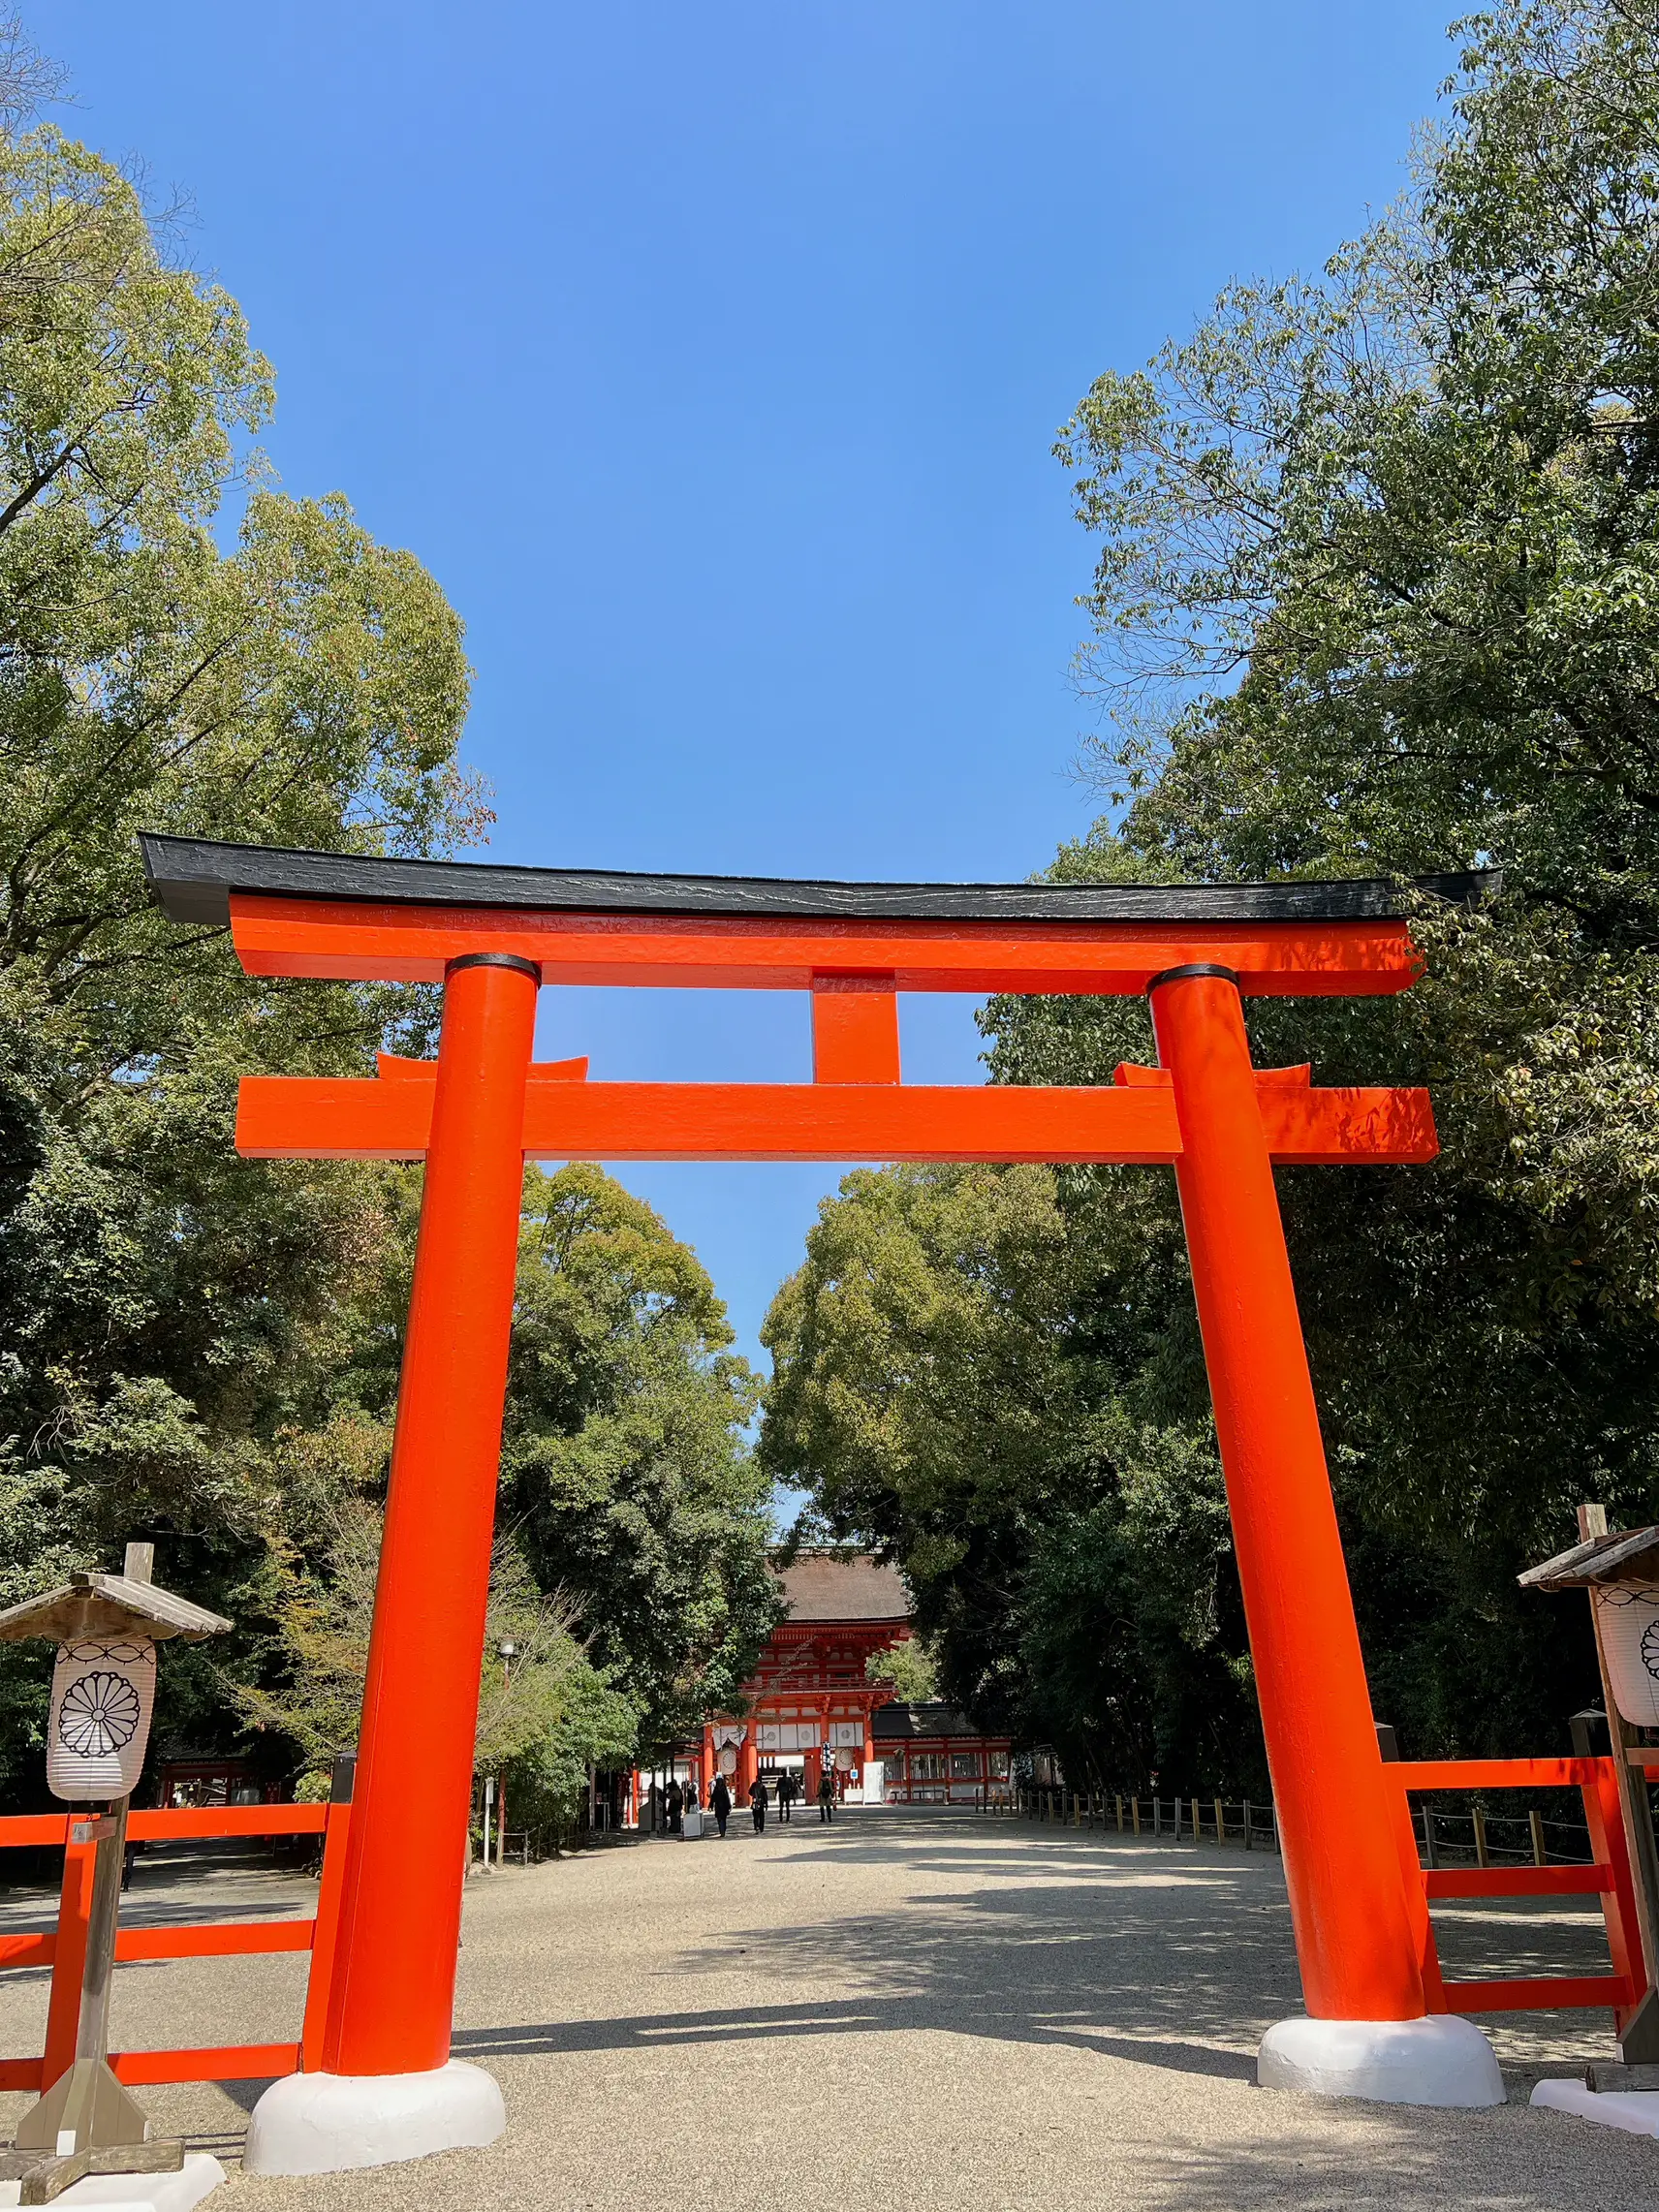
[
  {"left": 1575, "top": 1505, "right": 1659, "bottom": 2061},
  {"left": 1520, "top": 1517, "right": 1659, "bottom": 2062},
  {"left": 0, "top": 1542, "right": 234, "bottom": 2204}
]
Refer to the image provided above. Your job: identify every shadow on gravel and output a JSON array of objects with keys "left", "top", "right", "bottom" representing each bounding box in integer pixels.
[{"left": 451, "top": 1998, "right": 1257, "bottom": 2080}]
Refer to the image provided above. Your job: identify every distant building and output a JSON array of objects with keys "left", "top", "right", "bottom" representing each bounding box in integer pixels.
[
  {"left": 871, "top": 1700, "right": 1013, "bottom": 1805},
  {"left": 702, "top": 1552, "right": 909, "bottom": 1807},
  {"left": 629, "top": 1553, "right": 1012, "bottom": 1821}
]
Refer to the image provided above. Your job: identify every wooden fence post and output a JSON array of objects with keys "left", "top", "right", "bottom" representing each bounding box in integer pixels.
[
  {"left": 40, "top": 1822, "right": 97, "bottom": 2090},
  {"left": 301, "top": 1759, "right": 357, "bottom": 2073}
]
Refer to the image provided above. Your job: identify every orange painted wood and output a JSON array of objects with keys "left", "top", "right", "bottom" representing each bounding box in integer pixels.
[
  {"left": 323, "top": 957, "right": 539, "bottom": 2076},
  {"left": 114, "top": 1921, "right": 314, "bottom": 1962},
  {"left": 1439, "top": 1975, "right": 1632, "bottom": 2014},
  {"left": 110, "top": 2044, "right": 300, "bottom": 2086},
  {"left": 1259, "top": 1086, "right": 1437, "bottom": 1165},
  {"left": 300, "top": 1798, "right": 352, "bottom": 2072},
  {"left": 1581, "top": 1760, "right": 1650, "bottom": 2032},
  {"left": 239, "top": 1075, "right": 1186, "bottom": 1164},
  {"left": 236, "top": 1072, "right": 1438, "bottom": 1168},
  {"left": 41, "top": 1831, "right": 94, "bottom": 2088},
  {"left": 1393, "top": 1758, "right": 1606, "bottom": 1791},
  {"left": 228, "top": 892, "right": 1424, "bottom": 996},
  {"left": 1151, "top": 968, "right": 1425, "bottom": 2023},
  {"left": 1423, "top": 1866, "right": 1611, "bottom": 1898},
  {"left": 0, "top": 1816, "right": 70, "bottom": 1847},
  {"left": 0, "top": 2058, "right": 41, "bottom": 2091},
  {"left": 125, "top": 1805, "right": 327, "bottom": 1841},
  {"left": 811, "top": 979, "right": 901, "bottom": 1083},
  {"left": 0, "top": 1934, "right": 53, "bottom": 1968}
]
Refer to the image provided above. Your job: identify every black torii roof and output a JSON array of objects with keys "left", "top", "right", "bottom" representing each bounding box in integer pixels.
[{"left": 140, "top": 834, "right": 1498, "bottom": 932}]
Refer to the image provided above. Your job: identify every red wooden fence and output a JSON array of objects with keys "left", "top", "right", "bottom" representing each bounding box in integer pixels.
[
  {"left": 1392, "top": 1757, "right": 1646, "bottom": 2027},
  {"left": 0, "top": 1798, "right": 351, "bottom": 2092}
]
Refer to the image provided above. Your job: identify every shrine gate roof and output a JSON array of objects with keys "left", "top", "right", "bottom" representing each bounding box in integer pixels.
[
  {"left": 141, "top": 834, "right": 1494, "bottom": 931},
  {"left": 775, "top": 1554, "right": 910, "bottom": 1627},
  {"left": 873, "top": 1701, "right": 1002, "bottom": 1741}
]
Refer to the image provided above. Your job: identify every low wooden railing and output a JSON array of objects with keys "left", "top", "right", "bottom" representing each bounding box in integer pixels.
[
  {"left": 0, "top": 1796, "right": 352, "bottom": 2091},
  {"left": 1391, "top": 1756, "right": 1644, "bottom": 2026}
]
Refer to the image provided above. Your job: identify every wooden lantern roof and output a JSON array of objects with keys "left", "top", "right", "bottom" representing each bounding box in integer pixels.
[
  {"left": 1518, "top": 1527, "right": 1659, "bottom": 1593},
  {"left": 0, "top": 1572, "right": 233, "bottom": 1645}
]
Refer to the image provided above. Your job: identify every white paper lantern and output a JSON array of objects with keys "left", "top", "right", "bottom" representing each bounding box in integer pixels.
[
  {"left": 1592, "top": 1582, "right": 1659, "bottom": 1728},
  {"left": 47, "top": 1636, "right": 157, "bottom": 1800}
]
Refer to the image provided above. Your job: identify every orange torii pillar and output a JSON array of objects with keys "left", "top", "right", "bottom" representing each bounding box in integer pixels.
[
  {"left": 133, "top": 833, "right": 1505, "bottom": 2168},
  {"left": 1149, "top": 965, "right": 1495, "bottom": 2103}
]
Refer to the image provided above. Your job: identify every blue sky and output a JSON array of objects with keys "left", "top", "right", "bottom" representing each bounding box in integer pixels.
[{"left": 58, "top": 0, "right": 1456, "bottom": 1452}]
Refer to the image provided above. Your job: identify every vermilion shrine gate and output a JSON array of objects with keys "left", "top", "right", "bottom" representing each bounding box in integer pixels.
[{"left": 140, "top": 834, "right": 1522, "bottom": 2152}]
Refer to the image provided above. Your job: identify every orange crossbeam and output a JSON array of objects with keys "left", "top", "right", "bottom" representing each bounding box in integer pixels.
[
  {"left": 236, "top": 1069, "right": 1437, "bottom": 1167},
  {"left": 229, "top": 892, "right": 1423, "bottom": 997},
  {"left": 0, "top": 1934, "right": 53, "bottom": 1969},
  {"left": 124, "top": 1804, "right": 327, "bottom": 1842},
  {"left": 1423, "top": 1866, "right": 1610, "bottom": 1899},
  {"left": 111, "top": 2043, "right": 301, "bottom": 2085},
  {"left": 114, "top": 1920, "right": 315, "bottom": 1962},
  {"left": 1439, "top": 1975, "right": 1632, "bottom": 2014},
  {"left": 1393, "top": 1759, "right": 1604, "bottom": 1791}
]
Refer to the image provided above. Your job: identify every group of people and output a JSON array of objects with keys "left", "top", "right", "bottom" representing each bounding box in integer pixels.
[
  {"left": 742, "top": 1765, "right": 837, "bottom": 1832},
  {"left": 689, "top": 1764, "right": 838, "bottom": 1838},
  {"left": 650, "top": 1774, "right": 703, "bottom": 1834}
]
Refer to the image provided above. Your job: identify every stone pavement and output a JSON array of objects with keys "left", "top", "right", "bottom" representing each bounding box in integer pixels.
[{"left": 1, "top": 1808, "right": 1655, "bottom": 2208}]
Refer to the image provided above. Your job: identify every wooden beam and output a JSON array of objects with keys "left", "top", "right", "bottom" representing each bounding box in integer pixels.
[
  {"left": 228, "top": 892, "right": 1424, "bottom": 997},
  {"left": 235, "top": 1071, "right": 1438, "bottom": 1167}
]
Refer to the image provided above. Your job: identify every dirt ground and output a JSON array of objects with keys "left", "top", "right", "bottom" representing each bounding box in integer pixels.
[{"left": 0, "top": 1807, "right": 1653, "bottom": 2210}]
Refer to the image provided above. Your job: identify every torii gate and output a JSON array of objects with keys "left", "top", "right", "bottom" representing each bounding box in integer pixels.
[{"left": 141, "top": 835, "right": 1501, "bottom": 2164}]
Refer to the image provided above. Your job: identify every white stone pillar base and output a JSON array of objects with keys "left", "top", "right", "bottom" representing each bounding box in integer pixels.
[
  {"left": 47, "top": 2153, "right": 225, "bottom": 2212},
  {"left": 243, "top": 2062, "right": 506, "bottom": 2175},
  {"left": 1258, "top": 2015, "right": 1504, "bottom": 2106},
  {"left": 1531, "top": 2079, "right": 1659, "bottom": 2136}
]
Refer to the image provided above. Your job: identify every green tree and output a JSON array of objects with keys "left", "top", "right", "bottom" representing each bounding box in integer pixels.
[
  {"left": 866, "top": 1633, "right": 938, "bottom": 1703},
  {"left": 768, "top": 0, "right": 1659, "bottom": 1778},
  {"left": 502, "top": 1165, "right": 781, "bottom": 1755},
  {"left": 1033, "top": 0, "right": 1659, "bottom": 1757},
  {"left": 0, "top": 59, "right": 478, "bottom": 1790},
  {"left": 763, "top": 1165, "right": 1260, "bottom": 1791},
  {"left": 233, "top": 1502, "right": 638, "bottom": 1831}
]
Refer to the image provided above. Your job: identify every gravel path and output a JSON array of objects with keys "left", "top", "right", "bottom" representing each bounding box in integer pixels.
[{"left": 1, "top": 1808, "right": 1654, "bottom": 2208}]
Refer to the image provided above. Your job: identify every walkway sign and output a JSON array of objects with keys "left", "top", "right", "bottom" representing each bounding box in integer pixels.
[{"left": 141, "top": 835, "right": 1487, "bottom": 2116}]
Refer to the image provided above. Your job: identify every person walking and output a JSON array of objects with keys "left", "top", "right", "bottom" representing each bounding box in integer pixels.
[
  {"left": 710, "top": 1772, "right": 731, "bottom": 1838},
  {"left": 776, "top": 1768, "right": 795, "bottom": 1824},
  {"left": 817, "top": 1765, "right": 835, "bottom": 1823},
  {"left": 749, "top": 1773, "right": 769, "bottom": 1834}
]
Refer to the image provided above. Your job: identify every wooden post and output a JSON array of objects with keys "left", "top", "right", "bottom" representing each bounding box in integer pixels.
[
  {"left": 1132, "top": 1798, "right": 1141, "bottom": 1836},
  {"left": 1215, "top": 1796, "right": 1226, "bottom": 1846},
  {"left": 1579, "top": 1502, "right": 1659, "bottom": 2058},
  {"left": 1473, "top": 1808, "right": 1488, "bottom": 1869},
  {"left": 39, "top": 1826, "right": 97, "bottom": 2090},
  {"left": 1244, "top": 1798, "right": 1253, "bottom": 1851},
  {"left": 301, "top": 1760, "right": 356, "bottom": 2073},
  {"left": 1530, "top": 1810, "right": 1546, "bottom": 1868}
]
